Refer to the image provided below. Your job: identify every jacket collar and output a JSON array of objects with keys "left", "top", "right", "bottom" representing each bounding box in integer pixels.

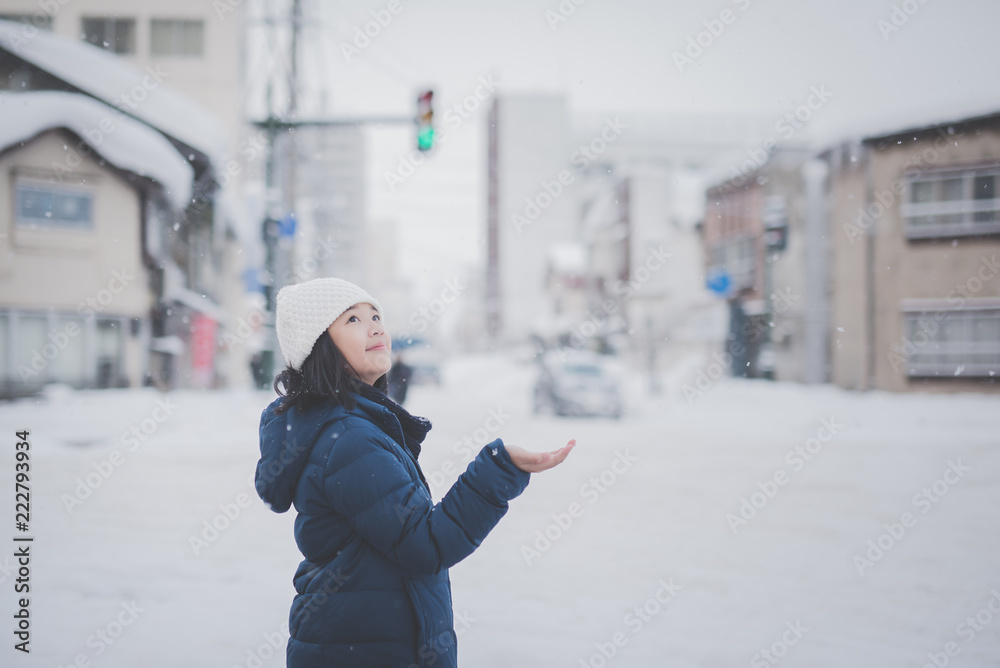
[{"left": 353, "top": 383, "right": 431, "bottom": 460}]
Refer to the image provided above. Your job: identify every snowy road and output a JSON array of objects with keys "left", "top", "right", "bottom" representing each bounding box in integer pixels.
[{"left": 1, "top": 353, "right": 999, "bottom": 667}]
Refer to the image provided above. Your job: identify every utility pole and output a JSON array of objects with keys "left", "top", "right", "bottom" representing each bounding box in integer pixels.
[
  {"left": 486, "top": 98, "right": 500, "bottom": 345},
  {"left": 252, "top": 0, "right": 430, "bottom": 381}
]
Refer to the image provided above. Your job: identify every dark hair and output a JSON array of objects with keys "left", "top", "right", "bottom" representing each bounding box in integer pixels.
[{"left": 273, "top": 332, "right": 388, "bottom": 415}]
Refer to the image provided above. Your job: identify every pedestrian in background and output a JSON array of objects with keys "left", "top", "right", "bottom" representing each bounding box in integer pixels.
[
  {"left": 255, "top": 277, "right": 575, "bottom": 668},
  {"left": 387, "top": 348, "right": 414, "bottom": 404}
]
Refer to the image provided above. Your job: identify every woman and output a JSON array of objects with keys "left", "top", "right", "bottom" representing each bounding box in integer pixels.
[{"left": 255, "top": 277, "right": 574, "bottom": 668}]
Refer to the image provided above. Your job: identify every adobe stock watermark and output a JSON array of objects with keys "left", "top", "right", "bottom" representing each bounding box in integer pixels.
[
  {"left": 0, "top": 0, "right": 73, "bottom": 53},
  {"left": 16, "top": 267, "right": 137, "bottom": 383},
  {"left": 750, "top": 620, "right": 810, "bottom": 667},
  {"left": 213, "top": 0, "right": 245, "bottom": 21},
  {"left": 384, "top": 75, "right": 499, "bottom": 192},
  {"left": 340, "top": 0, "right": 409, "bottom": 63},
  {"left": 190, "top": 129, "right": 268, "bottom": 212},
  {"left": 194, "top": 440, "right": 311, "bottom": 555},
  {"left": 521, "top": 449, "right": 638, "bottom": 566},
  {"left": 919, "top": 588, "right": 1000, "bottom": 668},
  {"left": 420, "top": 407, "right": 510, "bottom": 492},
  {"left": 0, "top": 556, "right": 15, "bottom": 586},
  {"left": 60, "top": 397, "right": 180, "bottom": 514},
  {"left": 681, "top": 287, "right": 799, "bottom": 402},
  {"left": 407, "top": 276, "right": 467, "bottom": 334},
  {"left": 512, "top": 117, "right": 628, "bottom": 234},
  {"left": 842, "top": 126, "right": 964, "bottom": 243},
  {"left": 853, "top": 459, "right": 971, "bottom": 576},
  {"left": 232, "top": 620, "right": 290, "bottom": 668},
  {"left": 50, "top": 65, "right": 171, "bottom": 179},
  {"left": 888, "top": 254, "right": 999, "bottom": 373},
  {"left": 672, "top": 0, "right": 755, "bottom": 72},
  {"left": 231, "top": 570, "right": 351, "bottom": 668},
  {"left": 545, "top": 0, "right": 589, "bottom": 31},
  {"left": 283, "top": 235, "right": 345, "bottom": 285},
  {"left": 221, "top": 235, "right": 342, "bottom": 353},
  {"left": 290, "top": 567, "right": 351, "bottom": 628},
  {"left": 726, "top": 416, "right": 844, "bottom": 534},
  {"left": 53, "top": 600, "right": 145, "bottom": 667},
  {"left": 577, "top": 578, "right": 682, "bottom": 667},
  {"left": 555, "top": 244, "right": 673, "bottom": 358},
  {"left": 219, "top": 307, "right": 268, "bottom": 352},
  {"left": 188, "top": 486, "right": 256, "bottom": 556},
  {"left": 406, "top": 610, "right": 476, "bottom": 668},
  {"left": 877, "top": 0, "right": 932, "bottom": 40},
  {"left": 722, "top": 85, "right": 834, "bottom": 192}
]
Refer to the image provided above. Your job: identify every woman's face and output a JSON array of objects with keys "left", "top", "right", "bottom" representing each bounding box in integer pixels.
[{"left": 326, "top": 303, "right": 392, "bottom": 386}]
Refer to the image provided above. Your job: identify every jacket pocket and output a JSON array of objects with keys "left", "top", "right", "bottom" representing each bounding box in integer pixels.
[{"left": 403, "top": 578, "right": 427, "bottom": 646}]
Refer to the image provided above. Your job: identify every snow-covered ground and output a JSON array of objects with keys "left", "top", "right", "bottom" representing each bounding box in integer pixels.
[{"left": 1, "top": 352, "right": 998, "bottom": 667}]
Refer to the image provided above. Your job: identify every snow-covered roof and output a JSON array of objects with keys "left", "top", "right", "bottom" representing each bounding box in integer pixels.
[
  {"left": 0, "top": 91, "right": 193, "bottom": 209},
  {"left": 806, "top": 96, "right": 1000, "bottom": 149},
  {"left": 0, "top": 19, "right": 226, "bottom": 168}
]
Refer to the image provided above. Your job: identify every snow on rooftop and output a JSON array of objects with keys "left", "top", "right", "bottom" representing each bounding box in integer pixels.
[
  {"left": 695, "top": 90, "right": 1000, "bottom": 192},
  {"left": 0, "top": 91, "right": 193, "bottom": 209},
  {"left": 803, "top": 94, "right": 1000, "bottom": 149},
  {"left": 0, "top": 19, "right": 226, "bottom": 167}
]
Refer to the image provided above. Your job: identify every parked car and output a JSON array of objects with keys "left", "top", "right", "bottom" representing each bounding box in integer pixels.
[{"left": 533, "top": 350, "right": 624, "bottom": 418}]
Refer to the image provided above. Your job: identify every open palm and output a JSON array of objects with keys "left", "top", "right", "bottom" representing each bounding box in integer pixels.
[{"left": 505, "top": 440, "right": 576, "bottom": 473}]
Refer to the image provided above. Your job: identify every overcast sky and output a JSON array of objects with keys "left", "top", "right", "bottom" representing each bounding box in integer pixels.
[{"left": 250, "top": 0, "right": 1000, "bottom": 299}]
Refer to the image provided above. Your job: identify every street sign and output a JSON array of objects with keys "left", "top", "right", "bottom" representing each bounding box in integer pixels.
[{"left": 707, "top": 268, "right": 732, "bottom": 296}]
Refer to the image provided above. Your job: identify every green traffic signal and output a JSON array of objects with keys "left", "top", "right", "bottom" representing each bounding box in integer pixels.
[
  {"left": 417, "top": 125, "right": 434, "bottom": 151},
  {"left": 417, "top": 89, "right": 434, "bottom": 151}
]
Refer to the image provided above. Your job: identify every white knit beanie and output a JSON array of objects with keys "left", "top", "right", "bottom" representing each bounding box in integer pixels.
[{"left": 275, "top": 277, "right": 383, "bottom": 371}]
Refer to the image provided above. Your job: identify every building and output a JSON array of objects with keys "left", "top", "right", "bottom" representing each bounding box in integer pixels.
[
  {"left": 701, "top": 108, "right": 1000, "bottom": 393},
  {"left": 591, "top": 168, "right": 714, "bottom": 341},
  {"left": 826, "top": 111, "right": 1000, "bottom": 392},
  {"left": 0, "top": 92, "right": 189, "bottom": 395},
  {"left": 486, "top": 93, "right": 577, "bottom": 345},
  {"left": 0, "top": 0, "right": 258, "bottom": 388},
  {"left": 0, "top": 20, "right": 237, "bottom": 396},
  {"left": 0, "top": 0, "right": 244, "bottom": 136},
  {"left": 487, "top": 96, "right": 772, "bottom": 356},
  {"left": 703, "top": 148, "right": 829, "bottom": 382}
]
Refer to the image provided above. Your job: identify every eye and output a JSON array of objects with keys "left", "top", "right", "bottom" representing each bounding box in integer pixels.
[
  {"left": 347, "top": 315, "right": 359, "bottom": 323},
  {"left": 372, "top": 314, "right": 380, "bottom": 322}
]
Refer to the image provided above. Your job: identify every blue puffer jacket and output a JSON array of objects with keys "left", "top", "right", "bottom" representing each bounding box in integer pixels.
[{"left": 255, "top": 384, "right": 530, "bottom": 668}]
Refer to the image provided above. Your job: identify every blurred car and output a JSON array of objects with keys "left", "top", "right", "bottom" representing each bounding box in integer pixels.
[{"left": 533, "top": 350, "right": 624, "bottom": 418}]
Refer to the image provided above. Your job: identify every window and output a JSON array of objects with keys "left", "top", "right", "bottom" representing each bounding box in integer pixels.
[
  {"left": 0, "top": 14, "right": 53, "bottom": 30},
  {"left": 902, "top": 308, "right": 1000, "bottom": 378},
  {"left": 12, "top": 315, "right": 46, "bottom": 384},
  {"left": 151, "top": 19, "right": 204, "bottom": 57},
  {"left": 50, "top": 316, "right": 87, "bottom": 386},
  {"left": 16, "top": 183, "right": 93, "bottom": 230},
  {"left": 902, "top": 166, "right": 1000, "bottom": 239},
  {"left": 81, "top": 17, "right": 136, "bottom": 54}
]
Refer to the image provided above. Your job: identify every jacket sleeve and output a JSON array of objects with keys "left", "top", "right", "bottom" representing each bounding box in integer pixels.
[{"left": 323, "top": 427, "right": 530, "bottom": 575}]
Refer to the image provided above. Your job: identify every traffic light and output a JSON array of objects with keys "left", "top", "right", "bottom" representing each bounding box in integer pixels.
[
  {"left": 762, "top": 197, "right": 788, "bottom": 252},
  {"left": 416, "top": 89, "right": 434, "bottom": 151}
]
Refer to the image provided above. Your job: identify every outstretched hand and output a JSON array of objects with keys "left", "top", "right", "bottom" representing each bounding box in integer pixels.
[{"left": 505, "top": 440, "right": 576, "bottom": 473}]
